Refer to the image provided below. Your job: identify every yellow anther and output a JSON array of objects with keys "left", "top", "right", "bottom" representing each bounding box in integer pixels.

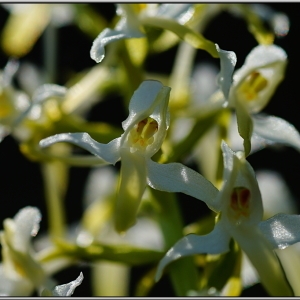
[
  {"left": 128, "top": 117, "right": 158, "bottom": 150},
  {"left": 0, "top": 93, "right": 14, "bottom": 119},
  {"left": 238, "top": 71, "right": 268, "bottom": 101},
  {"left": 230, "top": 187, "right": 251, "bottom": 219}
]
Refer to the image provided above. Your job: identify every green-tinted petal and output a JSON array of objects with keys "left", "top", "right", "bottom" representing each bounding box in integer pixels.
[
  {"left": 258, "top": 213, "right": 300, "bottom": 250},
  {"left": 147, "top": 159, "right": 219, "bottom": 212},
  {"left": 232, "top": 225, "right": 292, "bottom": 296},
  {"left": 40, "top": 133, "right": 121, "bottom": 165},
  {"left": 216, "top": 44, "right": 237, "bottom": 100},
  {"left": 153, "top": 4, "right": 194, "bottom": 24},
  {"left": 52, "top": 272, "right": 83, "bottom": 296},
  {"left": 235, "top": 99, "right": 253, "bottom": 156},
  {"left": 252, "top": 114, "right": 300, "bottom": 152},
  {"left": 155, "top": 221, "right": 231, "bottom": 281},
  {"left": 115, "top": 148, "right": 147, "bottom": 233}
]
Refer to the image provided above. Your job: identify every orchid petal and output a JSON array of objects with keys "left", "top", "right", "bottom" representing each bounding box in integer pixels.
[
  {"left": 115, "top": 148, "right": 147, "bottom": 233},
  {"left": 155, "top": 221, "right": 231, "bottom": 281},
  {"left": 12, "top": 207, "right": 41, "bottom": 253},
  {"left": 52, "top": 272, "right": 83, "bottom": 296},
  {"left": 0, "top": 264, "right": 33, "bottom": 296},
  {"left": 231, "top": 44, "right": 287, "bottom": 113},
  {"left": 40, "top": 133, "right": 121, "bottom": 165},
  {"left": 232, "top": 225, "right": 292, "bottom": 296},
  {"left": 154, "top": 4, "right": 194, "bottom": 24},
  {"left": 220, "top": 142, "right": 263, "bottom": 227},
  {"left": 90, "top": 5, "right": 144, "bottom": 63},
  {"left": 216, "top": 44, "right": 237, "bottom": 100},
  {"left": 252, "top": 114, "right": 300, "bottom": 152},
  {"left": 147, "top": 159, "right": 219, "bottom": 212},
  {"left": 258, "top": 213, "right": 300, "bottom": 250},
  {"left": 122, "top": 80, "right": 169, "bottom": 131}
]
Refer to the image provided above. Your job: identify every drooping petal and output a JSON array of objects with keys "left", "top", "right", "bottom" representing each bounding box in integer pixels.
[
  {"left": 52, "top": 272, "right": 83, "bottom": 296},
  {"left": 258, "top": 213, "right": 300, "bottom": 250},
  {"left": 90, "top": 5, "right": 144, "bottom": 63},
  {"left": 115, "top": 148, "right": 147, "bottom": 233},
  {"left": 230, "top": 44, "right": 287, "bottom": 113},
  {"left": 39, "top": 133, "right": 121, "bottom": 165},
  {"left": 232, "top": 225, "right": 293, "bottom": 296},
  {"left": 216, "top": 44, "right": 237, "bottom": 100},
  {"left": 147, "top": 159, "right": 219, "bottom": 212},
  {"left": 155, "top": 221, "right": 231, "bottom": 281},
  {"left": 252, "top": 114, "right": 300, "bottom": 152}
]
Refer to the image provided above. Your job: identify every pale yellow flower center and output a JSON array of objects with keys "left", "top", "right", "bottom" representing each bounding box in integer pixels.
[
  {"left": 238, "top": 71, "right": 268, "bottom": 101},
  {"left": 128, "top": 117, "right": 158, "bottom": 150}
]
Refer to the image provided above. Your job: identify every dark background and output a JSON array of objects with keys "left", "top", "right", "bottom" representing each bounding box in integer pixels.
[{"left": 0, "top": 3, "right": 299, "bottom": 296}]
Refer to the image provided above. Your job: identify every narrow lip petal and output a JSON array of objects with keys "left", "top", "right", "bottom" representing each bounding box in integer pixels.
[
  {"left": 40, "top": 133, "right": 121, "bottom": 165},
  {"left": 258, "top": 213, "right": 300, "bottom": 250},
  {"left": 252, "top": 114, "right": 300, "bottom": 152},
  {"left": 115, "top": 148, "right": 147, "bottom": 233},
  {"left": 155, "top": 221, "right": 231, "bottom": 281},
  {"left": 216, "top": 44, "right": 237, "bottom": 100},
  {"left": 147, "top": 158, "right": 219, "bottom": 212}
]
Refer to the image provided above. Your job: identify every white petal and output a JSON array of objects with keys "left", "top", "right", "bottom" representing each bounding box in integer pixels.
[
  {"left": 52, "top": 272, "right": 83, "bottom": 296},
  {"left": 13, "top": 207, "right": 41, "bottom": 253},
  {"left": 155, "top": 221, "right": 231, "bottom": 281},
  {"left": 216, "top": 44, "right": 237, "bottom": 100},
  {"left": 258, "top": 213, "right": 300, "bottom": 250},
  {"left": 252, "top": 114, "right": 300, "bottom": 152},
  {"left": 90, "top": 5, "right": 144, "bottom": 63},
  {"left": 40, "top": 133, "right": 121, "bottom": 165},
  {"left": 153, "top": 4, "right": 194, "bottom": 24},
  {"left": 147, "top": 159, "right": 219, "bottom": 212},
  {"left": 122, "top": 80, "right": 169, "bottom": 131}
]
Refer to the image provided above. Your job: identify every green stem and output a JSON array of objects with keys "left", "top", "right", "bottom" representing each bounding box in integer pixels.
[
  {"left": 150, "top": 189, "right": 198, "bottom": 296},
  {"left": 41, "top": 146, "right": 68, "bottom": 239}
]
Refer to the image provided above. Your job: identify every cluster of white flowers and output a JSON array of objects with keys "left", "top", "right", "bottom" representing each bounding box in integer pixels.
[{"left": 0, "top": 3, "right": 299, "bottom": 296}]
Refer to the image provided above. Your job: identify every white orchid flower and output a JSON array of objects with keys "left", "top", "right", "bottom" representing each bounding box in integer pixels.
[
  {"left": 40, "top": 80, "right": 219, "bottom": 232},
  {"left": 217, "top": 44, "right": 288, "bottom": 156},
  {"left": 0, "top": 207, "right": 49, "bottom": 296},
  {"left": 155, "top": 141, "right": 300, "bottom": 296}
]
